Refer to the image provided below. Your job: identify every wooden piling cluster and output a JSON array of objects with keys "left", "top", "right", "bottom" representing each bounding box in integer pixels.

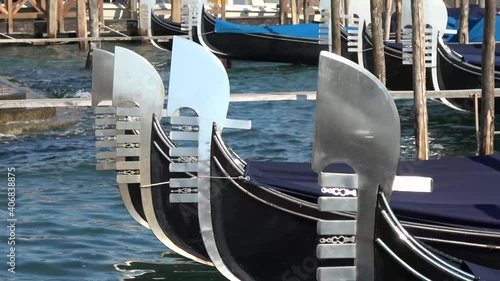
[
  {"left": 0, "top": 0, "right": 106, "bottom": 37},
  {"left": 364, "top": 0, "right": 496, "bottom": 159}
]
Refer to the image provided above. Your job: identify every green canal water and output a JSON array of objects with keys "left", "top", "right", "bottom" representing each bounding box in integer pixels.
[{"left": 0, "top": 43, "right": 497, "bottom": 280}]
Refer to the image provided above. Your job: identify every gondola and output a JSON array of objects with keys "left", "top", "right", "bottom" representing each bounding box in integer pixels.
[
  {"left": 91, "top": 45, "right": 217, "bottom": 265},
  {"left": 164, "top": 37, "right": 500, "bottom": 271},
  {"left": 141, "top": 0, "right": 190, "bottom": 51},
  {"left": 196, "top": 7, "right": 339, "bottom": 65},
  {"left": 92, "top": 48, "right": 150, "bottom": 229},
  {"left": 92, "top": 37, "right": 500, "bottom": 276},
  {"left": 434, "top": 37, "right": 500, "bottom": 112},
  {"left": 201, "top": 47, "right": 500, "bottom": 280},
  {"left": 343, "top": 0, "right": 436, "bottom": 91},
  {"left": 148, "top": 0, "right": 356, "bottom": 65},
  {"left": 150, "top": 13, "right": 188, "bottom": 51},
  {"left": 361, "top": 30, "right": 434, "bottom": 91}
]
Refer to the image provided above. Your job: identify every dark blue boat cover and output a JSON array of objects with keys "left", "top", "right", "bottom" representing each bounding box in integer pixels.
[
  {"left": 384, "top": 41, "right": 500, "bottom": 68},
  {"left": 214, "top": 19, "right": 320, "bottom": 39},
  {"left": 466, "top": 261, "right": 500, "bottom": 280},
  {"left": 244, "top": 154, "right": 500, "bottom": 230},
  {"left": 447, "top": 43, "right": 500, "bottom": 67}
]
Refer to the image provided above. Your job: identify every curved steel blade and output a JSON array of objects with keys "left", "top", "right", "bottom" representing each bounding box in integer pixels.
[
  {"left": 313, "top": 51, "right": 400, "bottom": 281},
  {"left": 91, "top": 48, "right": 115, "bottom": 107}
]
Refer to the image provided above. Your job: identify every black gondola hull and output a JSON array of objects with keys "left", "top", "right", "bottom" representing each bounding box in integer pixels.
[
  {"left": 436, "top": 43, "right": 500, "bottom": 113},
  {"left": 200, "top": 10, "right": 351, "bottom": 65},
  {"left": 207, "top": 128, "right": 493, "bottom": 280},
  {"left": 149, "top": 117, "right": 209, "bottom": 262}
]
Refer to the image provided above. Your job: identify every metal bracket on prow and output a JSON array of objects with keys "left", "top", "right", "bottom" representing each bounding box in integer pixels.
[
  {"left": 318, "top": 0, "right": 334, "bottom": 51},
  {"left": 318, "top": 9, "right": 331, "bottom": 51},
  {"left": 92, "top": 46, "right": 166, "bottom": 193},
  {"left": 400, "top": 0, "right": 448, "bottom": 69},
  {"left": 345, "top": 0, "right": 371, "bottom": 68},
  {"left": 139, "top": 0, "right": 169, "bottom": 51},
  {"left": 181, "top": 0, "right": 200, "bottom": 41},
  {"left": 401, "top": 24, "right": 437, "bottom": 68},
  {"left": 166, "top": 36, "right": 251, "bottom": 204}
]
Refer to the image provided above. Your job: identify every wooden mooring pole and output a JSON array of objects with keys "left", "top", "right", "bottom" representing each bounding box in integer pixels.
[
  {"left": 331, "top": 0, "right": 341, "bottom": 55},
  {"left": 291, "top": 0, "right": 298, "bottom": 24},
  {"left": 77, "top": 0, "right": 88, "bottom": 50},
  {"left": 395, "top": 0, "right": 402, "bottom": 43},
  {"left": 138, "top": 0, "right": 149, "bottom": 43},
  {"left": 459, "top": 0, "right": 469, "bottom": 44},
  {"left": 383, "top": 0, "right": 393, "bottom": 40},
  {"left": 221, "top": 0, "right": 227, "bottom": 20},
  {"left": 48, "top": 0, "right": 58, "bottom": 44},
  {"left": 129, "top": 0, "right": 138, "bottom": 19},
  {"left": 480, "top": 0, "right": 495, "bottom": 155},
  {"left": 85, "top": 0, "right": 101, "bottom": 69},
  {"left": 371, "top": 0, "right": 386, "bottom": 84},
  {"left": 303, "top": 0, "right": 309, "bottom": 23},
  {"left": 172, "top": 0, "right": 182, "bottom": 22},
  {"left": 344, "top": 0, "right": 350, "bottom": 27},
  {"left": 412, "top": 0, "right": 429, "bottom": 160},
  {"left": 279, "top": 0, "right": 288, "bottom": 25}
]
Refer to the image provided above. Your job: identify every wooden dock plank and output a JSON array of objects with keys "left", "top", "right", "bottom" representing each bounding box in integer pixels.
[
  {"left": 2, "top": 89, "right": 500, "bottom": 109},
  {"left": 0, "top": 35, "right": 178, "bottom": 44}
]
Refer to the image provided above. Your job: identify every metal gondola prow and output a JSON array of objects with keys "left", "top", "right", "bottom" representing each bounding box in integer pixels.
[
  {"left": 91, "top": 45, "right": 166, "bottom": 230},
  {"left": 92, "top": 49, "right": 118, "bottom": 170},
  {"left": 166, "top": 36, "right": 250, "bottom": 281},
  {"left": 312, "top": 50, "right": 482, "bottom": 280},
  {"left": 313, "top": 50, "right": 400, "bottom": 281}
]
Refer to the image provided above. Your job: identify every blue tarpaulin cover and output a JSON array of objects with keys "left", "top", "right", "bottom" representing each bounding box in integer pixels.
[
  {"left": 244, "top": 154, "right": 500, "bottom": 230},
  {"left": 446, "top": 5, "right": 500, "bottom": 42},
  {"left": 214, "top": 19, "right": 320, "bottom": 39}
]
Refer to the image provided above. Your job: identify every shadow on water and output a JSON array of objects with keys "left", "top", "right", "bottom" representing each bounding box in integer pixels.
[{"left": 115, "top": 252, "right": 225, "bottom": 281}]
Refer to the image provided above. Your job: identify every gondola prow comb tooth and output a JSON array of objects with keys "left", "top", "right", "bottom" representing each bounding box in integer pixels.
[
  {"left": 400, "top": 0, "right": 448, "bottom": 68},
  {"left": 165, "top": 36, "right": 249, "bottom": 281}
]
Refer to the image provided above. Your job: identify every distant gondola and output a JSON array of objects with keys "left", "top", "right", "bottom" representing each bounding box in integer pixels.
[
  {"left": 361, "top": 29, "right": 434, "bottom": 91},
  {"left": 147, "top": 0, "right": 355, "bottom": 65},
  {"left": 434, "top": 38, "right": 500, "bottom": 112},
  {"left": 150, "top": 13, "right": 189, "bottom": 50},
  {"left": 196, "top": 7, "right": 348, "bottom": 65}
]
